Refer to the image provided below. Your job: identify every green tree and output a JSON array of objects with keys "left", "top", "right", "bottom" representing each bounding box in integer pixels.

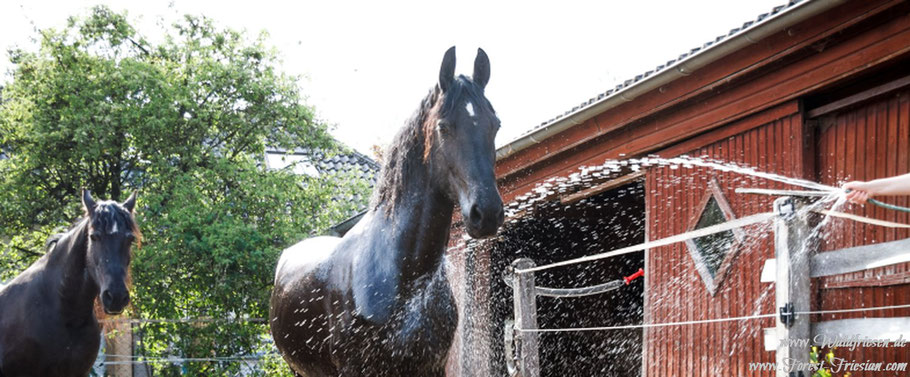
[{"left": 0, "top": 6, "right": 369, "bottom": 375}]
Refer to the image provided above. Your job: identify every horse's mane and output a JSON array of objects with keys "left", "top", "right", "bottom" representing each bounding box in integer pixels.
[
  {"left": 45, "top": 218, "right": 88, "bottom": 254},
  {"left": 370, "top": 76, "right": 492, "bottom": 213}
]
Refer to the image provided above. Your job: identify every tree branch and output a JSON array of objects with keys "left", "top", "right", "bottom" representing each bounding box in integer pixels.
[
  {"left": 126, "top": 36, "right": 149, "bottom": 56},
  {"left": 12, "top": 245, "right": 43, "bottom": 258}
]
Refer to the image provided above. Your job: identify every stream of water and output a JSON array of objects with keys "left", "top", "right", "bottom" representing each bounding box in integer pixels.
[{"left": 457, "top": 154, "right": 864, "bottom": 376}]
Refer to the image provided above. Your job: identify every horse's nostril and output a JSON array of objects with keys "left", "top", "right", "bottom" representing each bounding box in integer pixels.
[
  {"left": 470, "top": 204, "right": 483, "bottom": 224},
  {"left": 102, "top": 290, "right": 113, "bottom": 304}
]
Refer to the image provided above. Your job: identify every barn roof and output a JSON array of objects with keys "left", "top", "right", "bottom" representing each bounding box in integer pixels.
[{"left": 496, "top": 0, "right": 843, "bottom": 160}]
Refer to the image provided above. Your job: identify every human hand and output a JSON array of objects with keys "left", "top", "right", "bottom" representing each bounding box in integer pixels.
[{"left": 843, "top": 181, "right": 872, "bottom": 204}]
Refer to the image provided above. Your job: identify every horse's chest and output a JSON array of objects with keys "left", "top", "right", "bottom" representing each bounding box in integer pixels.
[
  {"left": 340, "top": 274, "right": 458, "bottom": 366},
  {"left": 51, "top": 328, "right": 100, "bottom": 369},
  {"left": 1, "top": 322, "right": 100, "bottom": 377},
  {"left": 395, "top": 280, "right": 458, "bottom": 344}
]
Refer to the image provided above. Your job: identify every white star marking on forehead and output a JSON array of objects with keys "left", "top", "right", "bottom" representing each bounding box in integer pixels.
[
  {"left": 465, "top": 101, "right": 480, "bottom": 126},
  {"left": 465, "top": 102, "right": 475, "bottom": 118}
]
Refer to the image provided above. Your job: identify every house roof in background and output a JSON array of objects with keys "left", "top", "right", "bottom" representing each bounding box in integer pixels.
[
  {"left": 265, "top": 146, "right": 380, "bottom": 232},
  {"left": 264, "top": 147, "right": 380, "bottom": 184}
]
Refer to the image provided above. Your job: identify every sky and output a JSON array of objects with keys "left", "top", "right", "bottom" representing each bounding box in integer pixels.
[{"left": 0, "top": 0, "right": 784, "bottom": 155}]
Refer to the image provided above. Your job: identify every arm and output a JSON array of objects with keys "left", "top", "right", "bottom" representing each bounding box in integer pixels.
[{"left": 843, "top": 173, "right": 910, "bottom": 203}]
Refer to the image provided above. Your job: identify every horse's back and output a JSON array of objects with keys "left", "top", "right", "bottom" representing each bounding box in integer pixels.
[{"left": 274, "top": 236, "right": 340, "bottom": 287}]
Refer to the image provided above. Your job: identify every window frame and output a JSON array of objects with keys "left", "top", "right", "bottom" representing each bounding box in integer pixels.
[{"left": 684, "top": 178, "right": 744, "bottom": 296}]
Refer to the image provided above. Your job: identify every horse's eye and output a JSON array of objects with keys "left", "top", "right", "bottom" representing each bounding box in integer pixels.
[
  {"left": 90, "top": 233, "right": 100, "bottom": 241},
  {"left": 436, "top": 119, "right": 452, "bottom": 134}
]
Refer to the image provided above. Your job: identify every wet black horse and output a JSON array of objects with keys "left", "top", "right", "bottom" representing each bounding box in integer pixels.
[
  {"left": 271, "top": 47, "right": 504, "bottom": 376},
  {"left": 0, "top": 190, "right": 139, "bottom": 377}
]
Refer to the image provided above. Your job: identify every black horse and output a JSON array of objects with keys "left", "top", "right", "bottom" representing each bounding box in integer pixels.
[
  {"left": 0, "top": 190, "right": 139, "bottom": 377},
  {"left": 271, "top": 47, "right": 504, "bottom": 376}
]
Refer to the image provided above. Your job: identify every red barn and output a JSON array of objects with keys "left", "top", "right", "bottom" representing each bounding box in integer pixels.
[{"left": 446, "top": 0, "right": 910, "bottom": 376}]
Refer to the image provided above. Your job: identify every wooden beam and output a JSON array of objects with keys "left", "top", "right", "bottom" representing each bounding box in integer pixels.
[
  {"left": 764, "top": 318, "right": 910, "bottom": 350},
  {"left": 773, "top": 197, "right": 811, "bottom": 377},
  {"left": 807, "top": 74, "right": 910, "bottom": 118},
  {"left": 811, "top": 237, "right": 910, "bottom": 278},
  {"left": 760, "top": 259, "right": 776, "bottom": 283},
  {"left": 760, "top": 237, "right": 910, "bottom": 282},
  {"left": 820, "top": 270, "right": 910, "bottom": 289},
  {"left": 763, "top": 328, "right": 778, "bottom": 352},
  {"left": 511, "top": 259, "right": 540, "bottom": 377},
  {"left": 559, "top": 172, "right": 644, "bottom": 205}
]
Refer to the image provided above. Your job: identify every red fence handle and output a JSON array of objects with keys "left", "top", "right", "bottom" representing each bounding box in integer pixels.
[{"left": 624, "top": 268, "right": 644, "bottom": 285}]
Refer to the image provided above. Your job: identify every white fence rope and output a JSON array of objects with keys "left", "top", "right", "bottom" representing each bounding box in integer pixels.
[
  {"left": 99, "top": 356, "right": 266, "bottom": 365},
  {"left": 99, "top": 317, "right": 266, "bottom": 324},
  {"left": 100, "top": 353, "right": 278, "bottom": 359},
  {"left": 516, "top": 211, "right": 777, "bottom": 274},
  {"left": 101, "top": 306, "right": 910, "bottom": 364},
  {"left": 516, "top": 303, "right": 910, "bottom": 333},
  {"left": 518, "top": 313, "right": 777, "bottom": 333}
]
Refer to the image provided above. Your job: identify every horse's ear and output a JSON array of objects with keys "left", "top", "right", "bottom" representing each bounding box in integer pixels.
[
  {"left": 82, "top": 189, "right": 96, "bottom": 216},
  {"left": 122, "top": 191, "right": 137, "bottom": 213},
  {"left": 439, "top": 46, "right": 456, "bottom": 92},
  {"left": 473, "top": 48, "right": 490, "bottom": 89}
]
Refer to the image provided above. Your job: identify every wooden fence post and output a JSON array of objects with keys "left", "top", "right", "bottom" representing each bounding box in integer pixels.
[
  {"left": 106, "top": 319, "right": 133, "bottom": 377},
  {"left": 773, "top": 197, "right": 811, "bottom": 377},
  {"left": 511, "top": 258, "right": 540, "bottom": 377}
]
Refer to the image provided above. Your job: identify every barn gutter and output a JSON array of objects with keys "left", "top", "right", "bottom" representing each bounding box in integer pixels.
[{"left": 495, "top": 0, "right": 847, "bottom": 161}]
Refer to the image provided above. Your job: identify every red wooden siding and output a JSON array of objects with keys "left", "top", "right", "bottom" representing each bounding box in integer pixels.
[
  {"left": 814, "top": 88, "right": 910, "bottom": 372},
  {"left": 645, "top": 109, "right": 804, "bottom": 377},
  {"left": 459, "top": 1, "right": 910, "bottom": 375}
]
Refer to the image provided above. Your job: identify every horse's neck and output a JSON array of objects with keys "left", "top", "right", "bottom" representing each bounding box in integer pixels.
[
  {"left": 45, "top": 221, "right": 98, "bottom": 318},
  {"left": 378, "top": 168, "right": 454, "bottom": 287}
]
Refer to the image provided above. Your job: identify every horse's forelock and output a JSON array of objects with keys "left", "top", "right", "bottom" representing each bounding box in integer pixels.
[
  {"left": 422, "top": 76, "right": 490, "bottom": 161},
  {"left": 88, "top": 201, "right": 137, "bottom": 236}
]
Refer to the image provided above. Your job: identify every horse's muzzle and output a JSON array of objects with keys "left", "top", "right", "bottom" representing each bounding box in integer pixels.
[
  {"left": 102, "top": 289, "right": 130, "bottom": 314},
  {"left": 465, "top": 199, "right": 504, "bottom": 238}
]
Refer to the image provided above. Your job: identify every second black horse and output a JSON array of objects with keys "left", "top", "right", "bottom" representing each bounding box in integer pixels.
[{"left": 0, "top": 190, "right": 139, "bottom": 377}]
